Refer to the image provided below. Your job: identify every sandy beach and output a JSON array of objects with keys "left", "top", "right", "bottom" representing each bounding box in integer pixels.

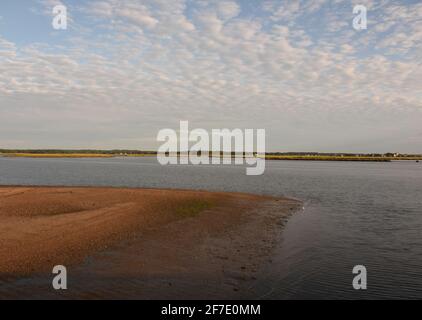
[{"left": 0, "top": 186, "right": 301, "bottom": 299}]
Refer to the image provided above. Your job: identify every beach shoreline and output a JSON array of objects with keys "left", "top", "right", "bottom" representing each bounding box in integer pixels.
[{"left": 0, "top": 186, "right": 301, "bottom": 299}]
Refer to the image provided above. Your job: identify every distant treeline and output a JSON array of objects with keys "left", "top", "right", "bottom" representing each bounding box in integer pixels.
[
  {"left": 0, "top": 149, "right": 156, "bottom": 155},
  {"left": 0, "top": 150, "right": 421, "bottom": 158}
]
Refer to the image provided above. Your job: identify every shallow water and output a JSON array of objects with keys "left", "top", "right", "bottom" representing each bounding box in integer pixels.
[{"left": 1, "top": 156, "right": 421, "bottom": 299}]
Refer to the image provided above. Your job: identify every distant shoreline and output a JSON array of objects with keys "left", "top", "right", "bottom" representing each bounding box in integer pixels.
[{"left": 1, "top": 151, "right": 421, "bottom": 162}]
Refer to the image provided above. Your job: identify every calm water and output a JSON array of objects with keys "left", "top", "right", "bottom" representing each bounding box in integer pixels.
[{"left": 1, "top": 156, "right": 421, "bottom": 299}]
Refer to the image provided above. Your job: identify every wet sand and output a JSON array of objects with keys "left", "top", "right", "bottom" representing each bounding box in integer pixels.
[{"left": 0, "top": 187, "right": 301, "bottom": 299}]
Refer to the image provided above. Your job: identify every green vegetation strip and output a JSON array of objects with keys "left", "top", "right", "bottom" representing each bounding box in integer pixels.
[
  {"left": 175, "top": 199, "right": 214, "bottom": 218},
  {"left": 264, "top": 155, "right": 422, "bottom": 162},
  {"left": 1, "top": 150, "right": 421, "bottom": 161}
]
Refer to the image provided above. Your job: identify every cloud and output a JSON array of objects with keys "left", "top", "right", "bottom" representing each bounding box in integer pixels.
[
  {"left": 115, "top": 7, "right": 158, "bottom": 29},
  {"left": 217, "top": 1, "right": 240, "bottom": 20},
  {"left": 0, "top": 0, "right": 421, "bottom": 152}
]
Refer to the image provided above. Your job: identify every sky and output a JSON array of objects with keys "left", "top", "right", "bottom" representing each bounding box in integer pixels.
[{"left": 0, "top": 0, "right": 421, "bottom": 153}]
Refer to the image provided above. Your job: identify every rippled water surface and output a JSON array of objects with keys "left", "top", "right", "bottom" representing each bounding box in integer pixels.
[{"left": 1, "top": 156, "right": 421, "bottom": 299}]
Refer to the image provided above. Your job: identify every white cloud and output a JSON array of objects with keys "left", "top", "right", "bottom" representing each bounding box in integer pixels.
[
  {"left": 217, "top": 1, "right": 240, "bottom": 20},
  {"left": 0, "top": 0, "right": 421, "bottom": 152},
  {"left": 115, "top": 7, "right": 158, "bottom": 29}
]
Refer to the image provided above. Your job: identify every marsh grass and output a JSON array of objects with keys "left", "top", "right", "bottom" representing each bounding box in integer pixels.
[
  {"left": 2, "top": 152, "right": 420, "bottom": 162},
  {"left": 125, "top": 154, "right": 156, "bottom": 157},
  {"left": 263, "top": 155, "right": 422, "bottom": 162},
  {"left": 1, "top": 153, "right": 114, "bottom": 158},
  {"left": 175, "top": 199, "right": 214, "bottom": 218}
]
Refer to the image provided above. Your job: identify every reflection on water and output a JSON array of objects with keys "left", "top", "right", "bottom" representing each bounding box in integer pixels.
[{"left": 1, "top": 156, "right": 421, "bottom": 299}]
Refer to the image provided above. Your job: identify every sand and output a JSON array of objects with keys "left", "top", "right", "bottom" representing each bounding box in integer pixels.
[{"left": 0, "top": 186, "right": 301, "bottom": 299}]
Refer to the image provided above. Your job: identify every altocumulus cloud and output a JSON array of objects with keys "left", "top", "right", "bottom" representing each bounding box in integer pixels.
[{"left": 0, "top": 0, "right": 421, "bottom": 152}]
